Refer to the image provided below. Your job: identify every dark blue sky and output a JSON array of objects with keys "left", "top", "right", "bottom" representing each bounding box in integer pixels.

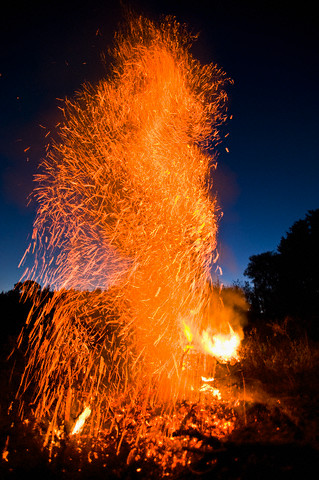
[{"left": 1, "top": 0, "right": 318, "bottom": 292}]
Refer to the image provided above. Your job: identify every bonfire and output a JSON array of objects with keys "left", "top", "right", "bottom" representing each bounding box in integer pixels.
[{"left": 8, "top": 13, "right": 251, "bottom": 475}]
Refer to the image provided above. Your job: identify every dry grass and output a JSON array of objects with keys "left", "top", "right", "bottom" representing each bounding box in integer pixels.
[
  {"left": 240, "top": 320, "right": 319, "bottom": 391},
  {"left": 234, "top": 320, "right": 319, "bottom": 450}
]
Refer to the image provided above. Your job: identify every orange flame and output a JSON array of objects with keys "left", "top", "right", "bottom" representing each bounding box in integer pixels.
[
  {"left": 200, "top": 325, "right": 241, "bottom": 362},
  {"left": 182, "top": 321, "right": 241, "bottom": 363},
  {"left": 16, "top": 14, "right": 234, "bottom": 445}
]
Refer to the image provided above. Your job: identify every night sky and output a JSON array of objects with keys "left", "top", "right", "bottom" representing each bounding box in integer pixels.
[{"left": 1, "top": 0, "right": 318, "bottom": 292}]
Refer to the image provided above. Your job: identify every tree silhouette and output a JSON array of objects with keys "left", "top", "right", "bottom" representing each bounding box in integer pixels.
[
  {"left": 0, "top": 281, "right": 53, "bottom": 354},
  {"left": 244, "top": 251, "right": 280, "bottom": 318},
  {"left": 244, "top": 209, "right": 319, "bottom": 338}
]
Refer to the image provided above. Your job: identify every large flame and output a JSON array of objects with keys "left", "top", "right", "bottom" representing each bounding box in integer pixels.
[{"left": 16, "top": 15, "right": 237, "bottom": 446}]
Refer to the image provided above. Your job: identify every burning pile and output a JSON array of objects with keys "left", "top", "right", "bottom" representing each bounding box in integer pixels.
[{"left": 16, "top": 14, "right": 243, "bottom": 451}]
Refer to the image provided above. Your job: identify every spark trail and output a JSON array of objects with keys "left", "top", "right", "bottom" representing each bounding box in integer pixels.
[{"left": 17, "top": 15, "right": 239, "bottom": 446}]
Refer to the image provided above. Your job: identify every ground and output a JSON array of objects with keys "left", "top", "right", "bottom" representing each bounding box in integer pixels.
[{"left": 1, "top": 321, "right": 319, "bottom": 479}]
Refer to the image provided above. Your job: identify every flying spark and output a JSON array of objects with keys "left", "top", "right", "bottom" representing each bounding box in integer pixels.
[{"left": 16, "top": 14, "right": 241, "bottom": 450}]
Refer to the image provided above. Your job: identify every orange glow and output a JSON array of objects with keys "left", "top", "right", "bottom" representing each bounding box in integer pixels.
[{"left": 16, "top": 14, "right": 236, "bottom": 449}]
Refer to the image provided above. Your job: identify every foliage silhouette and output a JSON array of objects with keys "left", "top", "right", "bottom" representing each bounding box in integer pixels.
[
  {"left": 0, "top": 281, "right": 53, "bottom": 355},
  {"left": 244, "top": 209, "right": 319, "bottom": 338}
]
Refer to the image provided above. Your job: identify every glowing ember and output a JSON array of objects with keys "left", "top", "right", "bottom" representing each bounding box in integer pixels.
[
  {"left": 71, "top": 406, "right": 92, "bottom": 436},
  {"left": 200, "top": 377, "right": 222, "bottom": 398}
]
